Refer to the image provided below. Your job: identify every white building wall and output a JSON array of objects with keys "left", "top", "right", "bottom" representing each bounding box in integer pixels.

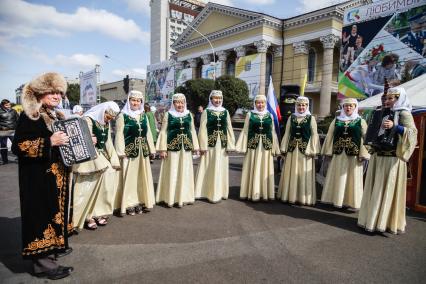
[{"left": 150, "top": 0, "right": 169, "bottom": 64}]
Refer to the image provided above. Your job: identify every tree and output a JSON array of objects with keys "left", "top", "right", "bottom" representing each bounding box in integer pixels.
[
  {"left": 66, "top": 83, "right": 80, "bottom": 105},
  {"left": 214, "top": 75, "right": 251, "bottom": 116},
  {"left": 175, "top": 75, "right": 251, "bottom": 116}
]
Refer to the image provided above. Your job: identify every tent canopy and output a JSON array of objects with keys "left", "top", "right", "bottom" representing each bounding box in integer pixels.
[{"left": 358, "top": 74, "right": 426, "bottom": 109}]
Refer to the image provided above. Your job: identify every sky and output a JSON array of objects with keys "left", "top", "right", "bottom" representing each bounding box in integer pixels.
[{"left": 0, "top": 0, "right": 347, "bottom": 103}]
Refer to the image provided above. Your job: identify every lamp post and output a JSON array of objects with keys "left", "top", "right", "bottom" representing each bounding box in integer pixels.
[{"left": 184, "top": 21, "right": 216, "bottom": 80}]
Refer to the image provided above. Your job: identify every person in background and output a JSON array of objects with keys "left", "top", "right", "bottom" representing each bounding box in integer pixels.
[
  {"left": 144, "top": 102, "right": 158, "bottom": 160},
  {"left": 194, "top": 105, "right": 203, "bottom": 132},
  {"left": 12, "top": 72, "right": 73, "bottom": 279},
  {"left": 0, "top": 99, "right": 19, "bottom": 165},
  {"left": 71, "top": 105, "right": 84, "bottom": 117}
]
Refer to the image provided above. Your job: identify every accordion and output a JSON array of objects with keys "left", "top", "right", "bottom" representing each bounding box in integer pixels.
[
  {"left": 365, "top": 108, "right": 398, "bottom": 151},
  {"left": 52, "top": 117, "right": 97, "bottom": 166}
]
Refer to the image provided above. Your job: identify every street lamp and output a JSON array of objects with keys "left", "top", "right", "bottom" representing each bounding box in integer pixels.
[{"left": 184, "top": 21, "right": 216, "bottom": 80}]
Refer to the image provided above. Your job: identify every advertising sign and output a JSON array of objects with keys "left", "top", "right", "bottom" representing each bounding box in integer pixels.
[
  {"left": 146, "top": 63, "right": 175, "bottom": 102},
  {"left": 339, "top": 0, "right": 426, "bottom": 98},
  {"left": 201, "top": 62, "right": 222, "bottom": 79},
  {"left": 235, "top": 53, "right": 261, "bottom": 99},
  {"left": 176, "top": 68, "right": 193, "bottom": 87},
  {"left": 79, "top": 69, "right": 97, "bottom": 106}
]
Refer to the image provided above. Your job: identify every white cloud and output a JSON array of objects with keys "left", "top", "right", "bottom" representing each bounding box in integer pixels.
[
  {"left": 210, "top": 0, "right": 234, "bottom": 6},
  {"left": 125, "top": 0, "right": 151, "bottom": 15},
  {"left": 0, "top": 0, "right": 149, "bottom": 42},
  {"left": 112, "top": 68, "right": 146, "bottom": 79},
  {"left": 54, "top": 54, "right": 102, "bottom": 68},
  {"left": 297, "top": 0, "right": 346, "bottom": 13}
]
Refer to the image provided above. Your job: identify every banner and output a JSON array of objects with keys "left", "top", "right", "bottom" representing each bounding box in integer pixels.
[
  {"left": 201, "top": 62, "right": 222, "bottom": 79},
  {"left": 235, "top": 53, "right": 261, "bottom": 99},
  {"left": 146, "top": 65, "right": 175, "bottom": 102},
  {"left": 79, "top": 69, "right": 97, "bottom": 106},
  {"left": 339, "top": 0, "right": 426, "bottom": 98},
  {"left": 176, "top": 68, "right": 193, "bottom": 87}
]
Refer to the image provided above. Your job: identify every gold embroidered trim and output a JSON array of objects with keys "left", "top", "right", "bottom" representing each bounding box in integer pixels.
[
  {"left": 247, "top": 134, "right": 272, "bottom": 150},
  {"left": 288, "top": 138, "right": 308, "bottom": 153},
  {"left": 18, "top": 138, "right": 43, "bottom": 158},
  {"left": 333, "top": 137, "right": 360, "bottom": 155},
  {"left": 125, "top": 137, "right": 149, "bottom": 157},
  {"left": 23, "top": 224, "right": 65, "bottom": 255},
  {"left": 167, "top": 134, "right": 193, "bottom": 151},
  {"left": 207, "top": 130, "right": 227, "bottom": 147}
]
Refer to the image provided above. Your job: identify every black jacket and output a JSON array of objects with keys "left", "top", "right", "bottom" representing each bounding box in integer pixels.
[{"left": 0, "top": 106, "right": 19, "bottom": 130}]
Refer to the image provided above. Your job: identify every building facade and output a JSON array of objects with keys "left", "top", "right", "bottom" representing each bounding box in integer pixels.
[
  {"left": 100, "top": 78, "right": 146, "bottom": 102},
  {"left": 172, "top": 0, "right": 371, "bottom": 116},
  {"left": 150, "top": 0, "right": 205, "bottom": 64}
]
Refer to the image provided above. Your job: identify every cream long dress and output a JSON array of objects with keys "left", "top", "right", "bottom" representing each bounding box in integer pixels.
[
  {"left": 277, "top": 115, "right": 320, "bottom": 205},
  {"left": 320, "top": 118, "right": 370, "bottom": 209},
  {"left": 72, "top": 117, "right": 120, "bottom": 229},
  {"left": 358, "top": 110, "right": 417, "bottom": 234},
  {"left": 195, "top": 110, "right": 236, "bottom": 202},
  {"left": 236, "top": 112, "right": 280, "bottom": 201},
  {"left": 156, "top": 112, "right": 200, "bottom": 207},
  {"left": 115, "top": 113, "right": 156, "bottom": 214}
]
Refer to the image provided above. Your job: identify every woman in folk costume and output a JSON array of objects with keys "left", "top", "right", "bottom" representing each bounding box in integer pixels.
[
  {"left": 12, "top": 73, "right": 73, "bottom": 279},
  {"left": 115, "top": 91, "right": 156, "bottom": 215},
  {"left": 195, "top": 90, "right": 236, "bottom": 203},
  {"left": 156, "top": 93, "right": 200, "bottom": 207},
  {"left": 320, "top": 98, "right": 370, "bottom": 209},
  {"left": 358, "top": 87, "right": 417, "bottom": 234},
  {"left": 72, "top": 101, "right": 121, "bottom": 230},
  {"left": 236, "top": 95, "right": 280, "bottom": 201},
  {"left": 277, "top": 96, "right": 320, "bottom": 205}
]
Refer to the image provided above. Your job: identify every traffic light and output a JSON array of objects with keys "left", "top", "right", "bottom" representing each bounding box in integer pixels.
[{"left": 123, "top": 75, "right": 130, "bottom": 94}]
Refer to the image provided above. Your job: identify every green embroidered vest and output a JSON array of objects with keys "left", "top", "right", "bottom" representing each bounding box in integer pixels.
[
  {"left": 287, "top": 115, "right": 311, "bottom": 154},
  {"left": 166, "top": 113, "right": 194, "bottom": 151},
  {"left": 206, "top": 110, "right": 227, "bottom": 148},
  {"left": 123, "top": 114, "right": 149, "bottom": 158},
  {"left": 333, "top": 118, "right": 362, "bottom": 156},
  {"left": 90, "top": 117, "right": 108, "bottom": 152},
  {"left": 247, "top": 112, "right": 273, "bottom": 150}
]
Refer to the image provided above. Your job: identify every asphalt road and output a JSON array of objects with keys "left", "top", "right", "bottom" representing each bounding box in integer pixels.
[{"left": 1, "top": 152, "right": 426, "bottom": 283}]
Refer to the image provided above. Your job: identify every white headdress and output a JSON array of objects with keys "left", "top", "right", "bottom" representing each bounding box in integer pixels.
[
  {"left": 389, "top": 87, "right": 412, "bottom": 112},
  {"left": 84, "top": 101, "right": 120, "bottom": 125},
  {"left": 72, "top": 105, "right": 83, "bottom": 114},
  {"left": 168, "top": 93, "right": 190, "bottom": 118},
  {"left": 251, "top": 95, "right": 268, "bottom": 116},
  {"left": 121, "top": 90, "right": 144, "bottom": 118},
  {"left": 207, "top": 90, "right": 225, "bottom": 112},
  {"left": 293, "top": 96, "right": 311, "bottom": 117},
  {"left": 337, "top": 98, "right": 360, "bottom": 121}
]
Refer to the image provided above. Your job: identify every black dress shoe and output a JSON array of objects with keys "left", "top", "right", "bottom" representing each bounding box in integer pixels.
[
  {"left": 55, "top": 247, "right": 73, "bottom": 258},
  {"left": 34, "top": 266, "right": 72, "bottom": 280}
]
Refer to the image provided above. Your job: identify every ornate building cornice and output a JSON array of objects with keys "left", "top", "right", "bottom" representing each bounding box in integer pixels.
[
  {"left": 273, "top": 46, "right": 283, "bottom": 57},
  {"left": 216, "top": 50, "right": 229, "bottom": 61},
  {"left": 293, "top": 41, "right": 310, "bottom": 55},
  {"left": 234, "top": 46, "right": 247, "bottom": 57},
  {"left": 200, "top": 54, "right": 212, "bottom": 64},
  {"left": 320, "top": 34, "right": 340, "bottom": 49},
  {"left": 188, "top": 58, "right": 199, "bottom": 68},
  {"left": 254, "top": 40, "right": 271, "bottom": 53}
]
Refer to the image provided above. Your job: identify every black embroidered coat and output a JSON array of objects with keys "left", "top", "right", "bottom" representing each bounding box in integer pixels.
[{"left": 12, "top": 111, "right": 70, "bottom": 259}]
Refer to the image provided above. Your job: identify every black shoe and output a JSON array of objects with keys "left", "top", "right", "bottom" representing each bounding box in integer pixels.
[
  {"left": 55, "top": 247, "right": 73, "bottom": 258},
  {"left": 34, "top": 266, "right": 72, "bottom": 280}
]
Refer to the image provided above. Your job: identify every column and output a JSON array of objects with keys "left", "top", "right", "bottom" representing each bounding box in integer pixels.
[
  {"left": 319, "top": 34, "right": 339, "bottom": 117},
  {"left": 234, "top": 46, "right": 246, "bottom": 58},
  {"left": 188, "top": 58, "right": 199, "bottom": 79},
  {"left": 254, "top": 40, "right": 271, "bottom": 97},
  {"left": 200, "top": 54, "right": 211, "bottom": 65},
  {"left": 216, "top": 50, "right": 228, "bottom": 77},
  {"left": 292, "top": 41, "right": 310, "bottom": 91}
]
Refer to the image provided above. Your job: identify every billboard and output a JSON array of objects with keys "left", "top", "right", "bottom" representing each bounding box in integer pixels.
[
  {"left": 176, "top": 68, "right": 193, "bottom": 87},
  {"left": 201, "top": 62, "right": 222, "bottom": 79},
  {"left": 146, "top": 63, "right": 175, "bottom": 102},
  {"left": 339, "top": 0, "right": 426, "bottom": 99},
  {"left": 79, "top": 69, "right": 97, "bottom": 106},
  {"left": 235, "top": 53, "right": 261, "bottom": 99}
]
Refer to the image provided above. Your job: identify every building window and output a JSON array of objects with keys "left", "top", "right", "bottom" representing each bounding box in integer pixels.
[
  {"left": 308, "top": 48, "right": 316, "bottom": 83},
  {"left": 226, "top": 60, "right": 235, "bottom": 76}
]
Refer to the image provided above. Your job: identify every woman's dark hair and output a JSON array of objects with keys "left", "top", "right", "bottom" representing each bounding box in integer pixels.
[
  {"left": 1, "top": 99, "right": 10, "bottom": 106},
  {"left": 381, "top": 54, "right": 394, "bottom": 67}
]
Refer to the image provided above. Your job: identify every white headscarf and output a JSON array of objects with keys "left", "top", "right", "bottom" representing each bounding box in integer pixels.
[
  {"left": 251, "top": 95, "right": 269, "bottom": 116},
  {"left": 72, "top": 105, "right": 83, "bottom": 114},
  {"left": 168, "top": 93, "right": 190, "bottom": 118},
  {"left": 389, "top": 86, "right": 412, "bottom": 112},
  {"left": 207, "top": 90, "right": 225, "bottom": 112},
  {"left": 293, "top": 96, "right": 311, "bottom": 117},
  {"left": 337, "top": 98, "right": 360, "bottom": 121},
  {"left": 84, "top": 101, "right": 120, "bottom": 125},
  {"left": 121, "top": 90, "right": 144, "bottom": 118}
]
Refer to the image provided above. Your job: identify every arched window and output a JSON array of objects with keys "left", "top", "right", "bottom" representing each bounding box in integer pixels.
[{"left": 308, "top": 48, "right": 316, "bottom": 83}]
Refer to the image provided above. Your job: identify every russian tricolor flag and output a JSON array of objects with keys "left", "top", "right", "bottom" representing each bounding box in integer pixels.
[{"left": 266, "top": 76, "right": 282, "bottom": 137}]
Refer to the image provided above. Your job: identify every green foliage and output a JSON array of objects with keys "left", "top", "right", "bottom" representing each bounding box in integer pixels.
[
  {"left": 214, "top": 75, "right": 251, "bottom": 116},
  {"left": 66, "top": 83, "right": 80, "bottom": 105},
  {"left": 317, "top": 114, "right": 335, "bottom": 135},
  {"left": 175, "top": 78, "right": 214, "bottom": 113}
]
